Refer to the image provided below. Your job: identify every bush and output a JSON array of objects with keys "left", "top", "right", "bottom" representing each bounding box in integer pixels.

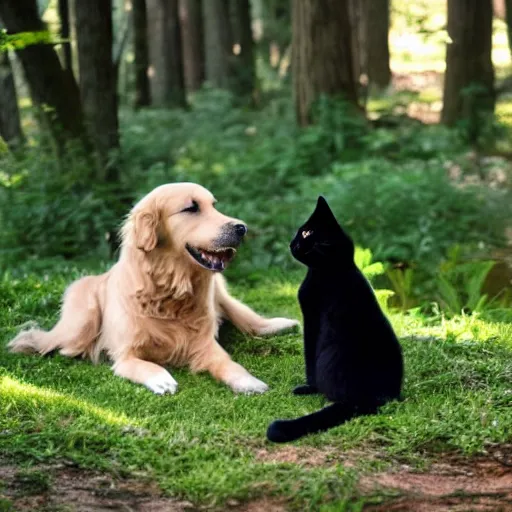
[{"left": 1, "top": 89, "right": 510, "bottom": 309}]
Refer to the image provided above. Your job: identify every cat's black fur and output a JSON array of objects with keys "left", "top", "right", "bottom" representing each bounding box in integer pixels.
[{"left": 267, "top": 196, "right": 404, "bottom": 443}]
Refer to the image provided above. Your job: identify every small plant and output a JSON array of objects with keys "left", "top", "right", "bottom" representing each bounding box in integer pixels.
[
  {"left": 434, "top": 245, "right": 497, "bottom": 316},
  {"left": 354, "top": 247, "right": 395, "bottom": 312},
  {"left": 355, "top": 246, "right": 385, "bottom": 281},
  {"left": 386, "top": 266, "right": 415, "bottom": 311},
  {"left": 13, "top": 470, "right": 52, "bottom": 496}
]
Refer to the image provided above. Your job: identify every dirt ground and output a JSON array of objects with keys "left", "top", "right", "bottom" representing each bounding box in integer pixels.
[
  {"left": 362, "top": 448, "right": 512, "bottom": 511},
  {"left": 2, "top": 446, "right": 511, "bottom": 511}
]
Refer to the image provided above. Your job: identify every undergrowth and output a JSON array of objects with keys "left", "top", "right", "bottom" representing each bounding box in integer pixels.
[{"left": 1, "top": 90, "right": 511, "bottom": 314}]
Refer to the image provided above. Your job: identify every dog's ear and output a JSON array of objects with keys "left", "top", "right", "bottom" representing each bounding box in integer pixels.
[{"left": 133, "top": 211, "right": 159, "bottom": 252}]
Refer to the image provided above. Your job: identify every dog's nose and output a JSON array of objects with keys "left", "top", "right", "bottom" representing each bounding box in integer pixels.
[{"left": 234, "top": 224, "right": 247, "bottom": 237}]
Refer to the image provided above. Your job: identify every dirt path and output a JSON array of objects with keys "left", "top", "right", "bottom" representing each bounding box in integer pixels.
[
  {"left": 0, "top": 463, "right": 194, "bottom": 511},
  {"left": 1, "top": 448, "right": 511, "bottom": 511},
  {"left": 362, "top": 452, "right": 512, "bottom": 511}
]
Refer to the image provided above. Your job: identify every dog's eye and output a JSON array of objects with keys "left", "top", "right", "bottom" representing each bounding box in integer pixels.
[
  {"left": 182, "top": 201, "right": 200, "bottom": 213},
  {"left": 302, "top": 230, "right": 313, "bottom": 238}
]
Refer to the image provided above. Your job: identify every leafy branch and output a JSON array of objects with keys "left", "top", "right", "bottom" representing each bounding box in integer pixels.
[{"left": 0, "top": 28, "right": 54, "bottom": 52}]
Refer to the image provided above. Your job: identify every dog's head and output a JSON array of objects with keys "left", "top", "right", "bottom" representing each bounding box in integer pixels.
[{"left": 123, "top": 183, "right": 247, "bottom": 272}]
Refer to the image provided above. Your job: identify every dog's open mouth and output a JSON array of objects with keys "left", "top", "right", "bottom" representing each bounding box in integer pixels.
[{"left": 186, "top": 244, "right": 236, "bottom": 272}]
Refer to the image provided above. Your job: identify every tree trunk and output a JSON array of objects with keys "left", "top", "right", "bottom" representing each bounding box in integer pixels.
[
  {"left": 348, "top": 0, "right": 366, "bottom": 89},
  {"left": 179, "top": 0, "right": 204, "bottom": 91},
  {"left": 0, "top": 0, "right": 87, "bottom": 147},
  {"left": 504, "top": 0, "right": 512, "bottom": 57},
  {"left": 133, "top": 0, "right": 151, "bottom": 107},
  {"left": 203, "top": 0, "right": 234, "bottom": 89},
  {"left": 230, "top": 0, "right": 256, "bottom": 99},
  {"left": 58, "top": 0, "right": 73, "bottom": 72},
  {"left": 442, "top": 0, "right": 495, "bottom": 126},
  {"left": 147, "top": 0, "right": 186, "bottom": 107},
  {"left": 0, "top": 51, "right": 24, "bottom": 147},
  {"left": 74, "top": 0, "right": 119, "bottom": 176},
  {"left": 366, "top": 0, "right": 391, "bottom": 90},
  {"left": 494, "top": 0, "right": 506, "bottom": 19},
  {"left": 292, "top": 0, "right": 359, "bottom": 126}
]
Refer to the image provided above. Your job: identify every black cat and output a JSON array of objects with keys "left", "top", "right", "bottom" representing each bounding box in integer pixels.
[{"left": 267, "top": 196, "right": 403, "bottom": 443}]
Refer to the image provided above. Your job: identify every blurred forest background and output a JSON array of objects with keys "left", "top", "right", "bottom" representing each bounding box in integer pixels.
[{"left": 1, "top": 0, "right": 512, "bottom": 319}]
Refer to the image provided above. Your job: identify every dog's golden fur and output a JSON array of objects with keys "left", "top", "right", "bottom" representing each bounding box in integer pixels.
[{"left": 9, "top": 183, "right": 299, "bottom": 394}]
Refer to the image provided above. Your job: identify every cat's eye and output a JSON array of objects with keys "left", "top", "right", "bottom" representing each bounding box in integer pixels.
[
  {"left": 302, "top": 230, "right": 313, "bottom": 238},
  {"left": 182, "top": 200, "right": 200, "bottom": 213}
]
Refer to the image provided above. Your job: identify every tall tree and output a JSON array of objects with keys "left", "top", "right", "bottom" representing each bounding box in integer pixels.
[
  {"left": 203, "top": 0, "right": 234, "bottom": 89},
  {"left": 348, "top": 0, "right": 366, "bottom": 93},
  {"left": 133, "top": 0, "right": 151, "bottom": 107},
  {"left": 504, "top": 0, "right": 512, "bottom": 57},
  {"left": 442, "top": 0, "right": 495, "bottom": 126},
  {"left": 179, "top": 0, "right": 205, "bottom": 91},
  {"left": 0, "top": 51, "right": 24, "bottom": 147},
  {"left": 230, "top": 0, "right": 256, "bottom": 99},
  {"left": 366, "top": 0, "right": 391, "bottom": 90},
  {"left": 0, "top": 0, "right": 87, "bottom": 148},
  {"left": 74, "top": 0, "right": 119, "bottom": 176},
  {"left": 147, "top": 0, "right": 186, "bottom": 107},
  {"left": 292, "top": 0, "right": 359, "bottom": 126},
  {"left": 58, "top": 0, "right": 73, "bottom": 72}
]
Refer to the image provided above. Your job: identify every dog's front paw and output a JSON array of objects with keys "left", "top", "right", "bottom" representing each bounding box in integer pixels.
[
  {"left": 144, "top": 370, "right": 178, "bottom": 395},
  {"left": 230, "top": 374, "right": 269, "bottom": 395},
  {"left": 257, "top": 318, "right": 301, "bottom": 336}
]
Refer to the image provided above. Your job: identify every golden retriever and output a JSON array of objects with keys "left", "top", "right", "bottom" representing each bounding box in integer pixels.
[{"left": 8, "top": 182, "right": 299, "bottom": 394}]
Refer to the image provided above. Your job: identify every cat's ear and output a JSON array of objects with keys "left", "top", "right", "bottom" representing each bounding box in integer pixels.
[
  {"left": 315, "top": 196, "right": 338, "bottom": 223},
  {"left": 316, "top": 196, "right": 330, "bottom": 210}
]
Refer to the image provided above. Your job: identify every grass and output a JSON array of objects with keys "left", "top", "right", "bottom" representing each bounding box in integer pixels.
[
  {"left": 1, "top": 263, "right": 512, "bottom": 509},
  {"left": 2, "top": 4, "right": 512, "bottom": 507}
]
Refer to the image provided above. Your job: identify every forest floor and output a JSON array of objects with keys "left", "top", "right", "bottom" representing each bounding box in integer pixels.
[
  {"left": 1, "top": 265, "right": 511, "bottom": 511},
  {"left": 1, "top": 450, "right": 511, "bottom": 511}
]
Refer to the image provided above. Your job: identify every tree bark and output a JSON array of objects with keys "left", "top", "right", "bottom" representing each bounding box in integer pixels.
[
  {"left": 230, "top": 0, "right": 256, "bottom": 99},
  {"left": 504, "top": 0, "right": 512, "bottom": 57},
  {"left": 0, "top": 0, "right": 87, "bottom": 147},
  {"left": 292, "top": 0, "right": 359, "bottom": 126},
  {"left": 366, "top": 0, "right": 391, "bottom": 90},
  {"left": 348, "top": 0, "right": 366, "bottom": 90},
  {"left": 147, "top": 0, "right": 186, "bottom": 107},
  {"left": 179, "top": 0, "right": 204, "bottom": 91},
  {"left": 442, "top": 0, "right": 495, "bottom": 126},
  {"left": 0, "top": 51, "right": 24, "bottom": 147},
  {"left": 203, "top": 0, "right": 234, "bottom": 89},
  {"left": 133, "top": 0, "right": 151, "bottom": 107},
  {"left": 58, "top": 0, "right": 73, "bottom": 72},
  {"left": 74, "top": 0, "right": 119, "bottom": 175}
]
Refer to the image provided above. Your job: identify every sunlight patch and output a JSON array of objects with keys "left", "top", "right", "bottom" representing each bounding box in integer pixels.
[{"left": 0, "top": 376, "right": 133, "bottom": 427}]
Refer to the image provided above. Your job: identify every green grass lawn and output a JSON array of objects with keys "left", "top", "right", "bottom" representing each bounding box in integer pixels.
[{"left": 1, "top": 263, "right": 511, "bottom": 510}]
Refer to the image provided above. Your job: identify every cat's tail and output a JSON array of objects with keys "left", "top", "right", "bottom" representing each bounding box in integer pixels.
[{"left": 266, "top": 402, "right": 378, "bottom": 443}]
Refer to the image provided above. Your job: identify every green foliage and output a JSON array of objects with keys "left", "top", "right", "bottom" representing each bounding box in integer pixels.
[
  {"left": 0, "top": 29, "right": 53, "bottom": 53},
  {"left": 386, "top": 267, "right": 415, "bottom": 311},
  {"left": 354, "top": 247, "right": 395, "bottom": 312},
  {"left": 0, "top": 146, "right": 119, "bottom": 263},
  {"left": 1, "top": 90, "right": 511, "bottom": 309},
  {"left": 301, "top": 160, "right": 509, "bottom": 275},
  {"left": 435, "top": 246, "right": 497, "bottom": 316},
  {"left": 354, "top": 247, "right": 385, "bottom": 281}
]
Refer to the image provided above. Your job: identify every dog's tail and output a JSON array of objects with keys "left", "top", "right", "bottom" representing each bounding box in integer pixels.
[
  {"left": 267, "top": 402, "right": 379, "bottom": 443},
  {"left": 8, "top": 276, "right": 103, "bottom": 362}
]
